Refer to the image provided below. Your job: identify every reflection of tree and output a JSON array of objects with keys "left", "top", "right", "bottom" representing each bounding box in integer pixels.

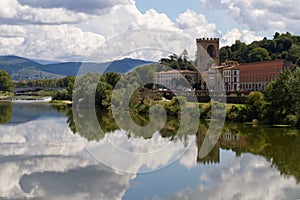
[
  {"left": 196, "top": 122, "right": 300, "bottom": 184},
  {"left": 62, "top": 105, "right": 300, "bottom": 183},
  {"left": 0, "top": 102, "right": 12, "bottom": 124},
  {"left": 218, "top": 123, "right": 300, "bottom": 183},
  {"left": 64, "top": 107, "right": 197, "bottom": 143},
  {"left": 252, "top": 128, "right": 300, "bottom": 183}
]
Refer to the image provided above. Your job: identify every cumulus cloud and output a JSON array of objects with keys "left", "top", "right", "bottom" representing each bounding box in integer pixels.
[
  {"left": 81, "top": 28, "right": 196, "bottom": 63},
  {"left": 0, "top": 25, "right": 25, "bottom": 37},
  {"left": 0, "top": 24, "right": 105, "bottom": 61},
  {"left": 17, "top": 0, "right": 134, "bottom": 14},
  {"left": 221, "top": 28, "right": 263, "bottom": 46},
  {"left": 176, "top": 9, "right": 220, "bottom": 38},
  {"left": 77, "top": 4, "right": 177, "bottom": 38},
  {"left": 0, "top": 0, "right": 90, "bottom": 25},
  {"left": 202, "top": 0, "right": 300, "bottom": 34},
  {"left": 0, "top": 0, "right": 269, "bottom": 61}
]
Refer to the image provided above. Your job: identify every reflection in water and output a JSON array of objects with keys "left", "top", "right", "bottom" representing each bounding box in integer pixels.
[
  {"left": 0, "top": 102, "right": 12, "bottom": 124},
  {"left": 0, "top": 103, "right": 299, "bottom": 199}
]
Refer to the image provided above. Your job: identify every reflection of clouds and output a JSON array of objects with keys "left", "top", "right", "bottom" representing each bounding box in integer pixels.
[
  {"left": 0, "top": 116, "right": 193, "bottom": 198},
  {"left": 169, "top": 154, "right": 300, "bottom": 200},
  {"left": 80, "top": 130, "right": 196, "bottom": 173},
  {"left": 0, "top": 116, "right": 134, "bottom": 198},
  {"left": 0, "top": 117, "right": 84, "bottom": 156},
  {"left": 179, "top": 141, "right": 197, "bottom": 169},
  {"left": 19, "top": 165, "right": 133, "bottom": 200},
  {"left": 0, "top": 156, "right": 93, "bottom": 197}
]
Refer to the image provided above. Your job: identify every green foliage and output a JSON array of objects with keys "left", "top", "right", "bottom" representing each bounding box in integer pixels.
[
  {"left": 265, "top": 68, "right": 300, "bottom": 125},
  {"left": 37, "top": 90, "right": 56, "bottom": 97},
  {"left": 220, "top": 32, "right": 300, "bottom": 65},
  {"left": 159, "top": 97, "right": 186, "bottom": 116},
  {"left": 101, "top": 72, "right": 121, "bottom": 88},
  {"left": 15, "top": 76, "right": 76, "bottom": 88},
  {"left": 159, "top": 50, "right": 195, "bottom": 71},
  {"left": 95, "top": 81, "right": 112, "bottom": 109},
  {"left": 53, "top": 89, "right": 69, "bottom": 100},
  {"left": 226, "top": 104, "right": 248, "bottom": 122},
  {"left": 199, "top": 102, "right": 211, "bottom": 119},
  {"left": 246, "top": 91, "right": 267, "bottom": 121},
  {"left": 248, "top": 47, "right": 270, "bottom": 62},
  {"left": 0, "top": 70, "right": 13, "bottom": 92}
]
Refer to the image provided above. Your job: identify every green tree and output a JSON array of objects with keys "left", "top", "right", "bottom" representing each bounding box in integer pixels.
[
  {"left": 159, "top": 51, "right": 195, "bottom": 71},
  {"left": 95, "top": 81, "right": 112, "bottom": 108},
  {"left": 276, "top": 36, "right": 293, "bottom": 52},
  {"left": 101, "top": 72, "right": 121, "bottom": 88},
  {"left": 0, "top": 70, "right": 13, "bottom": 92},
  {"left": 248, "top": 47, "right": 270, "bottom": 62},
  {"left": 246, "top": 91, "right": 267, "bottom": 121},
  {"left": 265, "top": 68, "right": 300, "bottom": 125}
]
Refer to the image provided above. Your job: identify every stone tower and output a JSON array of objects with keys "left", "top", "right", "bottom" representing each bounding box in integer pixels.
[{"left": 196, "top": 38, "right": 220, "bottom": 66}]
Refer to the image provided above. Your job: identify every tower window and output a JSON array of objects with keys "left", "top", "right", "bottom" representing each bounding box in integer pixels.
[{"left": 207, "top": 45, "right": 216, "bottom": 57}]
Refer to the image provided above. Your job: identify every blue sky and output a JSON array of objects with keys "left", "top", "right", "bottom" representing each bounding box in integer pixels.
[
  {"left": 136, "top": 0, "right": 202, "bottom": 20},
  {"left": 136, "top": 0, "right": 238, "bottom": 34},
  {"left": 0, "top": 0, "right": 298, "bottom": 61}
]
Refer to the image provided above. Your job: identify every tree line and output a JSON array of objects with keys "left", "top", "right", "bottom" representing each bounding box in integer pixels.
[{"left": 220, "top": 32, "right": 300, "bottom": 65}]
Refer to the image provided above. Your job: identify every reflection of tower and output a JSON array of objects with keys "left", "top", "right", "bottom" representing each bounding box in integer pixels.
[
  {"left": 196, "top": 131, "right": 220, "bottom": 164},
  {"left": 196, "top": 38, "right": 220, "bottom": 65}
]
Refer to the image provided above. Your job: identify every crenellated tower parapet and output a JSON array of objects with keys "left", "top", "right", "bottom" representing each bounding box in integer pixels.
[{"left": 196, "top": 37, "right": 220, "bottom": 66}]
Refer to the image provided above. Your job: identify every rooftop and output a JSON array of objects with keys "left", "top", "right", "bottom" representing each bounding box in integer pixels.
[{"left": 155, "top": 70, "right": 198, "bottom": 74}]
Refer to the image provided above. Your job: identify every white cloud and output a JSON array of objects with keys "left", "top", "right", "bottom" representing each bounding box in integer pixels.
[
  {"left": 0, "top": 0, "right": 271, "bottom": 61},
  {"left": 0, "top": 25, "right": 25, "bottom": 37},
  {"left": 202, "top": 0, "right": 300, "bottom": 34},
  {"left": 176, "top": 9, "right": 219, "bottom": 38},
  {"left": 77, "top": 4, "right": 177, "bottom": 38},
  {"left": 0, "top": 24, "right": 105, "bottom": 61},
  {"left": 0, "top": 0, "right": 90, "bottom": 25},
  {"left": 17, "top": 0, "right": 135, "bottom": 14},
  {"left": 221, "top": 28, "right": 263, "bottom": 46}
]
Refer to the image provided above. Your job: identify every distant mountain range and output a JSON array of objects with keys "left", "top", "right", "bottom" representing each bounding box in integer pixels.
[{"left": 0, "top": 55, "right": 154, "bottom": 81}]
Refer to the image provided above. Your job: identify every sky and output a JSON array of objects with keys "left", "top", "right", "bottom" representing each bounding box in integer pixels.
[{"left": 0, "top": 0, "right": 299, "bottom": 62}]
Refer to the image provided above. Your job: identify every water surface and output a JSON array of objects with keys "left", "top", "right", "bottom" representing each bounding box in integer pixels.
[{"left": 0, "top": 103, "right": 299, "bottom": 199}]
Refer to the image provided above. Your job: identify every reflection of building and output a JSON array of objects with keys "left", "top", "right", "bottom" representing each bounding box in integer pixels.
[
  {"left": 196, "top": 131, "right": 220, "bottom": 164},
  {"left": 220, "top": 128, "right": 248, "bottom": 157},
  {"left": 155, "top": 70, "right": 198, "bottom": 89},
  {"left": 196, "top": 128, "right": 249, "bottom": 164}
]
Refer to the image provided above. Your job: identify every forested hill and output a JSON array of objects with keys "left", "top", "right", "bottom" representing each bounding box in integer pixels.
[
  {"left": 0, "top": 56, "right": 153, "bottom": 81},
  {"left": 220, "top": 32, "right": 300, "bottom": 65}
]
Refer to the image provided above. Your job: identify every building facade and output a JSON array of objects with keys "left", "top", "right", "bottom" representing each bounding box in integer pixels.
[
  {"left": 222, "top": 65, "right": 240, "bottom": 92},
  {"left": 238, "top": 60, "right": 293, "bottom": 91},
  {"left": 205, "top": 59, "right": 293, "bottom": 92},
  {"left": 155, "top": 70, "right": 198, "bottom": 89}
]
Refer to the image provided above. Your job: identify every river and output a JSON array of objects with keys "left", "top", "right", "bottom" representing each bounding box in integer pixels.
[{"left": 0, "top": 102, "right": 299, "bottom": 199}]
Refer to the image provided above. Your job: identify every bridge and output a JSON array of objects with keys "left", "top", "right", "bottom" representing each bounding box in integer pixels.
[{"left": 13, "top": 87, "right": 64, "bottom": 95}]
